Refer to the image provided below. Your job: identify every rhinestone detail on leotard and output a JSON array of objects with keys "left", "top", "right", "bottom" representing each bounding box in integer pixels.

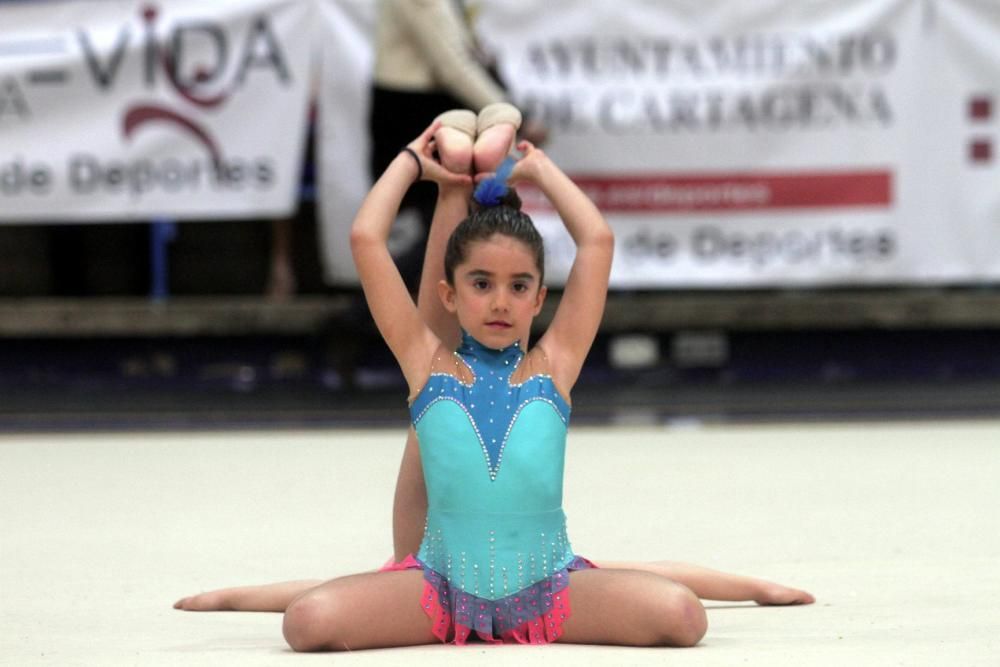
[{"left": 410, "top": 331, "right": 570, "bottom": 481}]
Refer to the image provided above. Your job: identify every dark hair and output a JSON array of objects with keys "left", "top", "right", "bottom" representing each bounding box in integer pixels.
[{"left": 443, "top": 188, "right": 545, "bottom": 285}]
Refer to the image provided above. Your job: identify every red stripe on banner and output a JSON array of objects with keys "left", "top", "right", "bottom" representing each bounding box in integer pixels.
[{"left": 520, "top": 170, "right": 892, "bottom": 213}]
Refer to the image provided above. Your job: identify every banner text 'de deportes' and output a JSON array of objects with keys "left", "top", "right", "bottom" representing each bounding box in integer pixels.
[
  {"left": 0, "top": 0, "right": 312, "bottom": 221},
  {"left": 311, "top": 1, "right": 1000, "bottom": 286},
  {"left": 317, "top": 1, "right": 1000, "bottom": 286}
]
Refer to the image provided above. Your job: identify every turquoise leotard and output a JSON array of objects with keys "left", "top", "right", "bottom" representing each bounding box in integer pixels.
[{"left": 409, "top": 331, "right": 591, "bottom": 644}]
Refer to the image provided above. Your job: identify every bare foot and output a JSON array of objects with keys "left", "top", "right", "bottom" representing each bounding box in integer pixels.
[
  {"left": 174, "top": 590, "right": 235, "bottom": 611},
  {"left": 174, "top": 580, "right": 319, "bottom": 612},
  {"left": 754, "top": 582, "right": 816, "bottom": 606},
  {"left": 474, "top": 103, "right": 521, "bottom": 174},
  {"left": 433, "top": 109, "right": 476, "bottom": 174}
]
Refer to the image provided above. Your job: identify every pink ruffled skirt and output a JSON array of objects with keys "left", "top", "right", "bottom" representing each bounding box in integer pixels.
[{"left": 380, "top": 553, "right": 596, "bottom": 645}]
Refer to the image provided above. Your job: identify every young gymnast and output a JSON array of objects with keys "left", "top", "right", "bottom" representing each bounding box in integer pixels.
[{"left": 175, "top": 107, "right": 813, "bottom": 649}]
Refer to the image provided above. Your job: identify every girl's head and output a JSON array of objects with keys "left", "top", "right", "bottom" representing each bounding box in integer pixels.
[
  {"left": 443, "top": 188, "right": 544, "bottom": 286},
  {"left": 439, "top": 182, "right": 547, "bottom": 349}
]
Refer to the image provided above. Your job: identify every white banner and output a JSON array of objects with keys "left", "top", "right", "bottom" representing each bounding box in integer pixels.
[
  {"left": 0, "top": 0, "right": 313, "bottom": 221},
  {"left": 315, "top": 0, "right": 376, "bottom": 278},
  {"left": 317, "top": 0, "right": 1000, "bottom": 288}
]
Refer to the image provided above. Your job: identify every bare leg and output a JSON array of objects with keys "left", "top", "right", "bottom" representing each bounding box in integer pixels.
[
  {"left": 559, "top": 568, "right": 707, "bottom": 647},
  {"left": 174, "top": 163, "right": 466, "bottom": 617},
  {"left": 282, "top": 570, "right": 435, "bottom": 651},
  {"left": 281, "top": 568, "right": 705, "bottom": 651},
  {"left": 265, "top": 217, "right": 296, "bottom": 300},
  {"left": 174, "top": 579, "right": 322, "bottom": 612},
  {"left": 386, "top": 179, "right": 467, "bottom": 559},
  {"left": 597, "top": 560, "right": 814, "bottom": 605},
  {"left": 388, "top": 180, "right": 469, "bottom": 561},
  {"left": 392, "top": 428, "right": 428, "bottom": 561}
]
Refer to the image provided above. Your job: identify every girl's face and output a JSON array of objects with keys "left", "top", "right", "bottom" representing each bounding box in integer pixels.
[{"left": 439, "top": 234, "right": 546, "bottom": 349}]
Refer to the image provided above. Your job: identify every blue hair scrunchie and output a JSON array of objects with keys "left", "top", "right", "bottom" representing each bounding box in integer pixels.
[{"left": 472, "top": 157, "right": 516, "bottom": 207}]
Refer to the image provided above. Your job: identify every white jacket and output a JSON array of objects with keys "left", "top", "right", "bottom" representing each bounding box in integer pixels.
[{"left": 373, "top": 0, "right": 509, "bottom": 110}]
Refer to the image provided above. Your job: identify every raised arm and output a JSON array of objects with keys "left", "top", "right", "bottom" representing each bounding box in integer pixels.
[
  {"left": 512, "top": 143, "right": 614, "bottom": 393},
  {"left": 350, "top": 122, "right": 472, "bottom": 393}
]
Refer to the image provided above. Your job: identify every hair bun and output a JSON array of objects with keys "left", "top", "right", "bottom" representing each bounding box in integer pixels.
[{"left": 473, "top": 157, "right": 516, "bottom": 207}]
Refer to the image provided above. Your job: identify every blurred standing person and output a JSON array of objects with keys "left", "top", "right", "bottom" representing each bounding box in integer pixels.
[{"left": 369, "top": 0, "right": 547, "bottom": 287}]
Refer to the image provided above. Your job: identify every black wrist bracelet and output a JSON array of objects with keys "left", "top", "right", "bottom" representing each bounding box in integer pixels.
[{"left": 400, "top": 147, "right": 423, "bottom": 181}]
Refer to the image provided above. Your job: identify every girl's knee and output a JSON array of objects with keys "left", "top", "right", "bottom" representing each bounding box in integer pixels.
[
  {"left": 655, "top": 585, "right": 707, "bottom": 648},
  {"left": 283, "top": 592, "right": 347, "bottom": 652}
]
